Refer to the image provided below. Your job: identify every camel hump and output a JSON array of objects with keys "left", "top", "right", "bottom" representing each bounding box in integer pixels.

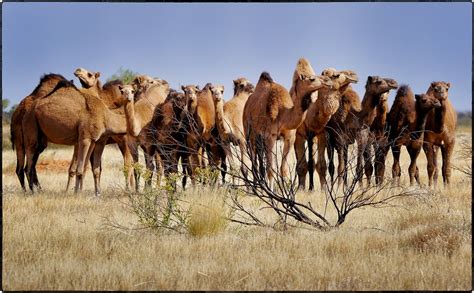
[
  {"left": 259, "top": 72, "right": 273, "bottom": 83},
  {"left": 202, "top": 83, "right": 213, "bottom": 91},
  {"left": 44, "top": 79, "right": 78, "bottom": 99},
  {"left": 31, "top": 73, "right": 68, "bottom": 96},
  {"left": 396, "top": 84, "right": 413, "bottom": 99},
  {"left": 267, "top": 84, "right": 292, "bottom": 121}
]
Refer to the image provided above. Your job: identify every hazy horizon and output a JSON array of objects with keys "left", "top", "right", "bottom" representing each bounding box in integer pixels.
[{"left": 3, "top": 3, "right": 472, "bottom": 111}]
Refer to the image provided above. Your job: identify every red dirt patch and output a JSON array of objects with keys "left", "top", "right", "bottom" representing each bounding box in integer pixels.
[{"left": 35, "top": 159, "right": 71, "bottom": 172}]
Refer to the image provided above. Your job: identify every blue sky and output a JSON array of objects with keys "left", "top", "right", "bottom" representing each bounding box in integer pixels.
[{"left": 3, "top": 3, "right": 472, "bottom": 111}]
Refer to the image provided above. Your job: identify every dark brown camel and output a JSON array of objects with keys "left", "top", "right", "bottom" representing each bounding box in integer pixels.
[{"left": 386, "top": 85, "right": 441, "bottom": 185}]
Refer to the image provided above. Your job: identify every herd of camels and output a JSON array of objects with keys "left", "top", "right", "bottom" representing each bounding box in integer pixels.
[{"left": 10, "top": 58, "right": 456, "bottom": 196}]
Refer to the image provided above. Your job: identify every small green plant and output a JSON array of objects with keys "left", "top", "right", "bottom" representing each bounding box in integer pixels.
[{"left": 195, "top": 166, "right": 220, "bottom": 185}]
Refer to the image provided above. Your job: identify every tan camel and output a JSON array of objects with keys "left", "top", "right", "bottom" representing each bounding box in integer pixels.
[
  {"left": 22, "top": 78, "right": 169, "bottom": 195},
  {"left": 70, "top": 68, "right": 137, "bottom": 191},
  {"left": 243, "top": 58, "right": 333, "bottom": 185},
  {"left": 11, "top": 73, "right": 68, "bottom": 191},
  {"left": 387, "top": 85, "right": 441, "bottom": 186},
  {"left": 422, "top": 81, "right": 456, "bottom": 187},
  {"left": 294, "top": 68, "right": 359, "bottom": 190}
]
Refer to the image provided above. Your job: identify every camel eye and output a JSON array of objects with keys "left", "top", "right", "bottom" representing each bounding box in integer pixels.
[{"left": 221, "top": 90, "right": 224, "bottom": 94}]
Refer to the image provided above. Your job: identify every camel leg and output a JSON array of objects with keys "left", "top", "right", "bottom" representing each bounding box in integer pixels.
[
  {"left": 374, "top": 140, "right": 390, "bottom": 186},
  {"left": 407, "top": 146, "right": 422, "bottom": 186},
  {"left": 91, "top": 140, "right": 106, "bottom": 197},
  {"left": 308, "top": 134, "right": 317, "bottom": 191},
  {"left": 14, "top": 142, "right": 27, "bottom": 192},
  {"left": 143, "top": 148, "right": 155, "bottom": 190},
  {"left": 326, "top": 135, "right": 335, "bottom": 185},
  {"left": 315, "top": 133, "right": 328, "bottom": 192},
  {"left": 238, "top": 140, "right": 249, "bottom": 183},
  {"left": 441, "top": 142, "right": 454, "bottom": 187},
  {"left": 423, "top": 142, "right": 436, "bottom": 187},
  {"left": 155, "top": 152, "right": 163, "bottom": 188},
  {"left": 117, "top": 138, "right": 135, "bottom": 191},
  {"left": 66, "top": 144, "right": 78, "bottom": 192},
  {"left": 363, "top": 143, "right": 374, "bottom": 188},
  {"left": 280, "top": 130, "right": 296, "bottom": 179},
  {"left": 391, "top": 145, "right": 402, "bottom": 186},
  {"left": 433, "top": 146, "right": 439, "bottom": 187},
  {"left": 341, "top": 144, "right": 349, "bottom": 188},
  {"left": 264, "top": 135, "right": 277, "bottom": 188},
  {"left": 128, "top": 143, "right": 140, "bottom": 192},
  {"left": 294, "top": 132, "right": 308, "bottom": 190},
  {"left": 74, "top": 139, "right": 94, "bottom": 194}
]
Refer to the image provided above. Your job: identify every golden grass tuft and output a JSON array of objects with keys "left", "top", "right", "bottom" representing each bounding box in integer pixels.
[{"left": 187, "top": 194, "right": 229, "bottom": 237}]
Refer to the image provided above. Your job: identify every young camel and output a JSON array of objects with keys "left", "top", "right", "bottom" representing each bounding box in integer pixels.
[
  {"left": 209, "top": 79, "right": 255, "bottom": 182},
  {"left": 22, "top": 79, "right": 169, "bottom": 196},
  {"left": 243, "top": 58, "right": 333, "bottom": 186},
  {"left": 11, "top": 73, "right": 68, "bottom": 191},
  {"left": 387, "top": 85, "right": 441, "bottom": 186},
  {"left": 422, "top": 81, "right": 456, "bottom": 187},
  {"left": 294, "top": 68, "right": 359, "bottom": 191}
]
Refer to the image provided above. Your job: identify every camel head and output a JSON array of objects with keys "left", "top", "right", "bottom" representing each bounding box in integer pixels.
[
  {"left": 321, "top": 68, "right": 358, "bottom": 90},
  {"left": 74, "top": 68, "right": 100, "bottom": 88},
  {"left": 118, "top": 84, "right": 137, "bottom": 103},
  {"left": 365, "top": 76, "right": 398, "bottom": 96},
  {"left": 294, "top": 73, "right": 333, "bottom": 96},
  {"left": 233, "top": 78, "right": 255, "bottom": 96},
  {"left": 181, "top": 85, "right": 200, "bottom": 113},
  {"left": 210, "top": 85, "right": 225, "bottom": 103},
  {"left": 428, "top": 81, "right": 450, "bottom": 101},
  {"left": 133, "top": 75, "right": 158, "bottom": 93},
  {"left": 415, "top": 93, "right": 442, "bottom": 111}
]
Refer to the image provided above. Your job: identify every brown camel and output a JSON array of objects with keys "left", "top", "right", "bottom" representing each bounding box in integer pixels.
[
  {"left": 386, "top": 85, "right": 441, "bottom": 186},
  {"left": 343, "top": 76, "right": 398, "bottom": 187},
  {"left": 422, "top": 81, "right": 456, "bottom": 187},
  {"left": 10, "top": 73, "right": 68, "bottom": 191},
  {"left": 180, "top": 83, "right": 220, "bottom": 186},
  {"left": 22, "top": 78, "right": 169, "bottom": 196},
  {"left": 243, "top": 58, "right": 333, "bottom": 185},
  {"left": 294, "top": 68, "right": 358, "bottom": 191},
  {"left": 134, "top": 89, "right": 189, "bottom": 188}
]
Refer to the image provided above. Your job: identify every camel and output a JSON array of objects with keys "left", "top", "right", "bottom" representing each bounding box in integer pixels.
[
  {"left": 294, "top": 68, "right": 359, "bottom": 191},
  {"left": 243, "top": 58, "right": 333, "bottom": 185},
  {"left": 180, "top": 83, "right": 224, "bottom": 186},
  {"left": 70, "top": 68, "right": 136, "bottom": 191},
  {"left": 10, "top": 73, "right": 68, "bottom": 191},
  {"left": 333, "top": 76, "right": 397, "bottom": 187},
  {"left": 386, "top": 85, "right": 441, "bottom": 186},
  {"left": 422, "top": 81, "right": 456, "bottom": 187},
  {"left": 22, "top": 78, "right": 169, "bottom": 196},
  {"left": 212, "top": 78, "right": 255, "bottom": 181}
]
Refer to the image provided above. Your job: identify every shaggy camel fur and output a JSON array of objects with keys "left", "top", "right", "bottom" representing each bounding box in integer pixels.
[
  {"left": 10, "top": 73, "right": 67, "bottom": 191},
  {"left": 422, "top": 81, "right": 456, "bottom": 187},
  {"left": 294, "top": 68, "right": 358, "bottom": 191},
  {"left": 243, "top": 58, "right": 332, "bottom": 185},
  {"left": 386, "top": 85, "right": 441, "bottom": 185},
  {"left": 70, "top": 68, "right": 136, "bottom": 191},
  {"left": 22, "top": 78, "right": 169, "bottom": 196}
]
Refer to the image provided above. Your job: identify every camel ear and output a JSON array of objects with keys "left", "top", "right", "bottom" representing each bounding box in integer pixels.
[
  {"left": 233, "top": 79, "right": 238, "bottom": 86},
  {"left": 118, "top": 85, "right": 123, "bottom": 91},
  {"left": 446, "top": 82, "right": 451, "bottom": 89},
  {"left": 181, "top": 85, "right": 186, "bottom": 91},
  {"left": 95, "top": 72, "right": 101, "bottom": 78},
  {"left": 132, "top": 84, "right": 138, "bottom": 91},
  {"left": 415, "top": 94, "right": 422, "bottom": 101},
  {"left": 431, "top": 82, "right": 437, "bottom": 88},
  {"left": 196, "top": 85, "right": 200, "bottom": 90},
  {"left": 368, "top": 76, "right": 373, "bottom": 83},
  {"left": 299, "top": 74, "right": 306, "bottom": 80}
]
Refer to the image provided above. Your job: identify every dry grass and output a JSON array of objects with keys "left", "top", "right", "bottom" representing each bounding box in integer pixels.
[{"left": 2, "top": 131, "right": 471, "bottom": 290}]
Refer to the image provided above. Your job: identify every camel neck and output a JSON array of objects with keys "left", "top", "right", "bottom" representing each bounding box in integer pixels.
[
  {"left": 412, "top": 102, "right": 431, "bottom": 140},
  {"left": 433, "top": 100, "right": 447, "bottom": 133},
  {"left": 124, "top": 101, "right": 141, "bottom": 136},
  {"left": 358, "top": 91, "right": 380, "bottom": 127},
  {"left": 104, "top": 107, "right": 128, "bottom": 135},
  {"left": 214, "top": 100, "right": 229, "bottom": 137}
]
